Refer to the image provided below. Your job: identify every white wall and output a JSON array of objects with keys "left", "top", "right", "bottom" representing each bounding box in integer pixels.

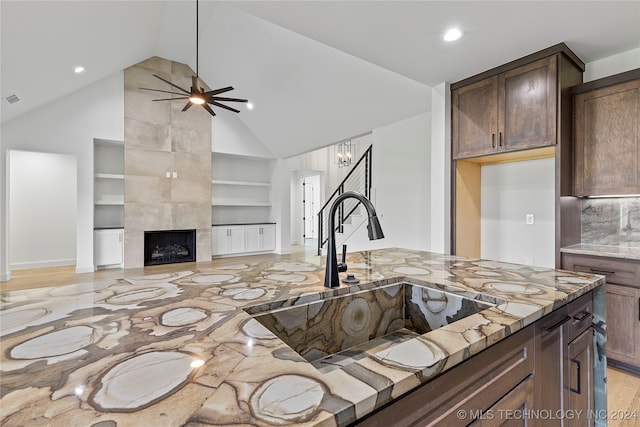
[
  {"left": 481, "top": 158, "right": 555, "bottom": 268},
  {"left": 285, "top": 114, "right": 431, "bottom": 254},
  {"left": 1, "top": 72, "right": 124, "bottom": 276},
  {"left": 270, "top": 159, "right": 292, "bottom": 254},
  {"left": 584, "top": 47, "right": 640, "bottom": 82},
  {"left": 9, "top": 151, "right": 77, "bottom": 269},
  {"left": 429, "top": 83, "right": 451, "bottom": 253},
  {"left": 212, "top": 111, "right": 274, "bottom": 158},
  {"left": 286, "top": 135, "right": 369, "bottom": 247},
  {"left": 367, "top": 113, "right": 431, "bottom": 252}
]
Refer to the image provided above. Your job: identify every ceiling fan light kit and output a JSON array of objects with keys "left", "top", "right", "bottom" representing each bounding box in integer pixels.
[{"left": 140, "top": 0, "right": 247, "bottom": 117}]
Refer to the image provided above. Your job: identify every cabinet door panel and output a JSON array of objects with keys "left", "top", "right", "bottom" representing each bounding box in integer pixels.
[
  {"left": 576, "top": 82, "right": 639, "bottom": 196},
  {"left": 606, "top": 283, "right": 640, "bottom": 365},
  {"left": 500, "top": 56, "right": 557, "bottom": 151},
  {"left": 211, "top": 227, "right": 229, "bottom": 256},
  {"left": 452, "top": 76, "right": 499, "bottom": 159},
  {"left": 469, "top": 376, "right": 534, "bottom": 427},
  {"left": 567, "top": 328, "right": 594, "bottom": 427},
  {"left": 245, "top": 226, "right": 262, "bottom": 252},
  {"left": 94, "top": 229, "right": 123, "bottom": 266},
  {"left": 262, "top": 225, "right": 276, "bottom": 251},
  {"left": 535, "top": 309, "right": 568, "bottom": 426},
  {"left": 584, "top": 88, "right": 639, "bottom": 193},
  {"left": 228, "top": 227, "right": 246, "bottom": 254}
]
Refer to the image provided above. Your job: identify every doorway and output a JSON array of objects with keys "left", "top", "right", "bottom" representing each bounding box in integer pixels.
[
  {"left": 301, "top": 174, "right": 321, "bottom": 253},
  {"left": 8, "top": 150, "right": 77, "bottom": 270}
]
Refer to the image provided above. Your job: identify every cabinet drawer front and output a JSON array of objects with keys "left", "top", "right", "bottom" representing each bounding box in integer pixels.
[
  {"left": 562, "top": 253, "right": 639, "bottom": 287},
  {"left": 567, "top": 292, "right": 593, "bottom": 342}
]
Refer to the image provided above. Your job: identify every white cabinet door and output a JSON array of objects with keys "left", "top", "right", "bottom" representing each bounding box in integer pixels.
[
  {"left": 212, "top": 226, "right": 246, "bottom": 256},
  {"left": 261, "top": 224, "right": 276, "bottom": 251},
  {"left": 212, "top": 227, "right": 229, "bottom": 256},
  {"left": 94, "top": 229, "right": 123, "bottom": 267},
  {"left": 246, "top": 224, "right": 275, "bottom": 252},
  {"left": 245, "top": 226, "right": 262, "bottom": 252},
  {"left": 228, "top": 226, "right": 246, "bottom": 254}
]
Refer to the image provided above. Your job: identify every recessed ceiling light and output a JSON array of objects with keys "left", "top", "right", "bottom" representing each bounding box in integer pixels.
[
  {"left": 246, "top": 102, "right": 254, "bottom": 110},
  {"left": 74, "top": 66, "right": 85, "bottom": 74},
  {"left": 443, "top": 28, "right": 463, "bottom": 42}
]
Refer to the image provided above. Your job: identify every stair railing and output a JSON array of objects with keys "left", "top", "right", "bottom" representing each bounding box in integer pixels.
[{"left": 317, "top": 145, "right": 373, "bottom": 255}]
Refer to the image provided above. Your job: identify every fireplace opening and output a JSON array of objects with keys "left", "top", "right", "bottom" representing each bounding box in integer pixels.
[{"left": 144, "top": 229, "right": 196, "bottom": 266}]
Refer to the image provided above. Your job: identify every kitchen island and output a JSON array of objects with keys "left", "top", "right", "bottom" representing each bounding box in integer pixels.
[{"left": 1, "top": 248, "right": 605, "bottom": 426}]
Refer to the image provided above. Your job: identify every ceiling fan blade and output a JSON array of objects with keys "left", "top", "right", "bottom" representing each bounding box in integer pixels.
[
  {"left": 204, "top": 86, "right": 234, "bottom": 96},
  {"left": 140, "top": 88, "right": 189, "bottom": 96},
  {"left": 182, "top": 101, "right": 193, "bottom": 112},
  {"left": 210, "top": 101, "right": 241, "bottom": 114},
  {"left": 208, "top": 96, "right": 248, "bottom": 103},
  {"left": 152, "top": 97, "right": 189, "bottom": 101},
  {"left": 202, "top": 104, "right": 217, "bottom": 117},
  {"left": 152, "top": 74, "right": 190, "bottom": 94}
]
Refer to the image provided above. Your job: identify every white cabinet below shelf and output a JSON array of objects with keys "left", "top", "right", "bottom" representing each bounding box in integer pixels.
[
  {"left": 212, "top": 226, "right": 246, "bottom": 256},
  {"left": 245, "top": 224, "right": 276, "bottom": 253},
  {"left": 212, "top": 224, "right": 276, "bottom": 257},
  {"left": 94, "top": 229, "right": 124, "bottom": 269}
]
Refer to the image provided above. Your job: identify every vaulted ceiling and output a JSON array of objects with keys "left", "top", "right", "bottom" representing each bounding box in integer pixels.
[{"left": 2, "top": 1, "right": 639, "bottom": 158}]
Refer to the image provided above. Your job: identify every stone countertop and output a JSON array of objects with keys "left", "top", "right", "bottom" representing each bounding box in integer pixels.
[
  {"left": 561, "top": 243, "right": 640, "bottom": 261},
  {"left": 0, "top": 248, "right": 604, "bottom": 426}
]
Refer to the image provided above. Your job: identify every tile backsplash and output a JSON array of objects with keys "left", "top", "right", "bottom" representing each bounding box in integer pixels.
[{"left": 582, "top": 197, "right": 640, "bottom": 246}]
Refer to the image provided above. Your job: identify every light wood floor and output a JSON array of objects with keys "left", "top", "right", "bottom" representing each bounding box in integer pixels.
[
  {"left": 1, "top": 242, "right": 317, "bottom": 292},
  {"left": 2, "top": 247, "right": 638, "bottom": 424},
  {"left": 607, "top": 366, "right": 640, "bottom": 427}
]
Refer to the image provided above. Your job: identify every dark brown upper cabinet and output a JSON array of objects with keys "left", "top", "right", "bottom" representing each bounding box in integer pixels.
[
  {"left": 452, "top": 56, "right": 558, "bottom": 159},
  {"left": 450, "top": 44, "right": 585, "bottom": 266},
  {"left": 573, "top": 69, "right": 640, "bottom": 197}
]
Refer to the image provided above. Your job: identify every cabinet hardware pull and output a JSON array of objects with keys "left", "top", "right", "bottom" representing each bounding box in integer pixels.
[
  {"left": 573, "top": 311, "right": 591, "bottom": 322},
  {"left": 499, "top": 131, "right": 503, "bottom": 147},
  {"left": 491, "top": 133, "right": 496, "bottom": 148},
  {"left": 541, "top": 314, "right": 571, "bottom": 332},
  {"left": 569, "top": 358, "right": 582, "bottom": 394},
  {"left": 589, "top": 268, "right": 615, "bottom": 275},
  {"left": 638, "top": 298, "right": 640, "bottom": 322}
]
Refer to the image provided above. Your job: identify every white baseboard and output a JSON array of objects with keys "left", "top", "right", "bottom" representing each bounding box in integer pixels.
[
  {"left": 75, "top": 264, "right": 95, "bottom": 274},
  {"left": 9, "top": 258, "right": 76, "bottom": 270},
  {"left": 0, "top": 271, "right": 12, "bottom": 282}
]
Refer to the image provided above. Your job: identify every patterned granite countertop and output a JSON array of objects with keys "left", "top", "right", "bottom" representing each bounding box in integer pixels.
[
  {"left": 561, "top": 243, "right": 640, "bottom": 261},
  {"left": 0, "top": 248, "right": 604, "bottom": 426}
]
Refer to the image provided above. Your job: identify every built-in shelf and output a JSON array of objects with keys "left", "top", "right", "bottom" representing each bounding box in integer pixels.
[
  {"left": 95, "top": 199, "right": 125, "bottom": 206},
  {"left": 211, "top": 152, "right": 274, "bottom": 224},
  {"left": 95, "top": 173, "right": 125, "bottom": 180},
  {"left": 94, "top": 139, "right": 124, "bottom": 231},
  {"left": 213, "top": 199, "right": 272, "bottom": 207}
]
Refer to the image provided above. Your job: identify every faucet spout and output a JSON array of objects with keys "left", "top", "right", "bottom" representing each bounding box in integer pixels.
[{"left": 324, "top": 191, "right": 384, "bottom": 288}]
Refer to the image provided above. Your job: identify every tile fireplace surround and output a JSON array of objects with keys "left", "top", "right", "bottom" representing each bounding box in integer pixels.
[{"left": 123, "top": 56, "right": 212, "bottom": 268}]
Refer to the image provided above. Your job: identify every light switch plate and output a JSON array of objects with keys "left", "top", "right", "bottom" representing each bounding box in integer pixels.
[{"left": 526, "top": 214, "right": 535, "bottom": 225}]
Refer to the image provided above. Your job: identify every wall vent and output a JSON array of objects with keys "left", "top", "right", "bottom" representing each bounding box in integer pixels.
[{"left": 4, "top": 94, "right": 20, "bottom": 104}]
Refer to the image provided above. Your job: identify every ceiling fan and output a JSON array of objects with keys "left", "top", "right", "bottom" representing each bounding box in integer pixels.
[{"left": 140, "top": 0, "right": 247, "bottom": 117}]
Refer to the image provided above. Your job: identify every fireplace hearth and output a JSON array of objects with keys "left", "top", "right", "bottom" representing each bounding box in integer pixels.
[{"left": 144, "top": 229, "right": 196, "bottom": 266}]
